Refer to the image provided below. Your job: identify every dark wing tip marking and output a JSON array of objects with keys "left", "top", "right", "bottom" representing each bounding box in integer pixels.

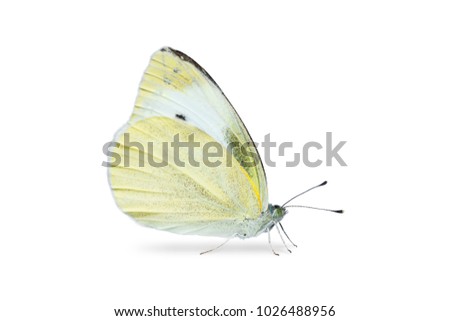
[{"left": 159, "top": 47, "right": 222, "bottom": 91}]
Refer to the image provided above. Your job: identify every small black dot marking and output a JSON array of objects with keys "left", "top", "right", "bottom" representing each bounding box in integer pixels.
[
  {"left": 175, "top": 114, "right": 186, "bottom": 121},
  {"left": 173, "top": 68, "right": 180, "bottom": 73}
]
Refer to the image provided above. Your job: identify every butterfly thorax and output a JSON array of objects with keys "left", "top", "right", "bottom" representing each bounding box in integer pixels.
[{"left": 237, "top": 204, "right": 287, "bottom": 239}]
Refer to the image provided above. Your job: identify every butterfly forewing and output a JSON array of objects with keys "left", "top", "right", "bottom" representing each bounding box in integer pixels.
[{"left": 109, "top": 48, "right": 268, "bottom": 237}]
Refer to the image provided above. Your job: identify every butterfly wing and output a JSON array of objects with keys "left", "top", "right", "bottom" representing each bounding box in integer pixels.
[
  {"left": 108, "top": 47, "right": 268, "bottom": 237},
  {"left": 109, "top": 117, "right": 261, "bottom": 237},
  {"left": 130, "top": 47, "right": 268, "bottom": 210}
]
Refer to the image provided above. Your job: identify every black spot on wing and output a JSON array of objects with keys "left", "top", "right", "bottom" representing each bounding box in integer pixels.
[{"left": 175, "top": 114, "right": 186, "bottom": 121}]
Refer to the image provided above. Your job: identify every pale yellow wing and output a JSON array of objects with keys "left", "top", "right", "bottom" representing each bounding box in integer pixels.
[
  {"left": 109, "top": 117, "right": 261, "bottom": 237},
  {"left": 127, "top": 47, "right": 268, "bottom": 211}
]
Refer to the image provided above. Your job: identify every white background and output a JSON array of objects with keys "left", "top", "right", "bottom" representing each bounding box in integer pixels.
[{"left": 1, "top": 1, "right": 449, "bottom": 320}]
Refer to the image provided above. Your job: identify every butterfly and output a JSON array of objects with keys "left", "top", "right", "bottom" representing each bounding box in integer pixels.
[{"left": 107, "top": 47, "right": 342, "bottom": 255}]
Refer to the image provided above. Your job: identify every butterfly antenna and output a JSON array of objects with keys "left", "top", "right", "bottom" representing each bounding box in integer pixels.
[
  {"left": 284, "top": 205, "right": 344, "bottom": 214},
  {"left": 281, "top": 181, "right": 328, "bottom": 207}
]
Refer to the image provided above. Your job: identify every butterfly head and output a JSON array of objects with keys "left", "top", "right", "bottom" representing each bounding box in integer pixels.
[{"left": 268, "top": 204, "right": 287, "bottom": 223}]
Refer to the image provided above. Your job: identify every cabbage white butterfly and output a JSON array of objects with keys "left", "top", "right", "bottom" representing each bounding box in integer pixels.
[{"left": 108, "top": 47, "right": 342, "bottom": 255}]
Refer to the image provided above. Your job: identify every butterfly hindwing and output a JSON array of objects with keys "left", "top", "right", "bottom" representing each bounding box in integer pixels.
[{"left": 109, "top": 117, "right": 260, "bottom": 237}]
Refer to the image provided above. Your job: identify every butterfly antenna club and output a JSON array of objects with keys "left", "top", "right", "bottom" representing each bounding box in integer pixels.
[{"left": 281, "top": 181, "right": 328, "bottom": 207}]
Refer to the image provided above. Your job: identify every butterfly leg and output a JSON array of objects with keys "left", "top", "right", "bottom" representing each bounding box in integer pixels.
[
  {"left": 267, "top": 228, "right": 279, "bottom": 256},
  {"left": 279, "top": 222, "right": 298, "bottom": 247},
  {"left": 275, "top": 224, "right": 292, "bottom": 253},
  {"left": 200, "top": 237, "right": 233, "bottom": 255}
]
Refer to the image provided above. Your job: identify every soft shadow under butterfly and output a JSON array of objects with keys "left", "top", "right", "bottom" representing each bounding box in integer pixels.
[{"left": 107, "top": 47, "right": 343, "bottom": 255}]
